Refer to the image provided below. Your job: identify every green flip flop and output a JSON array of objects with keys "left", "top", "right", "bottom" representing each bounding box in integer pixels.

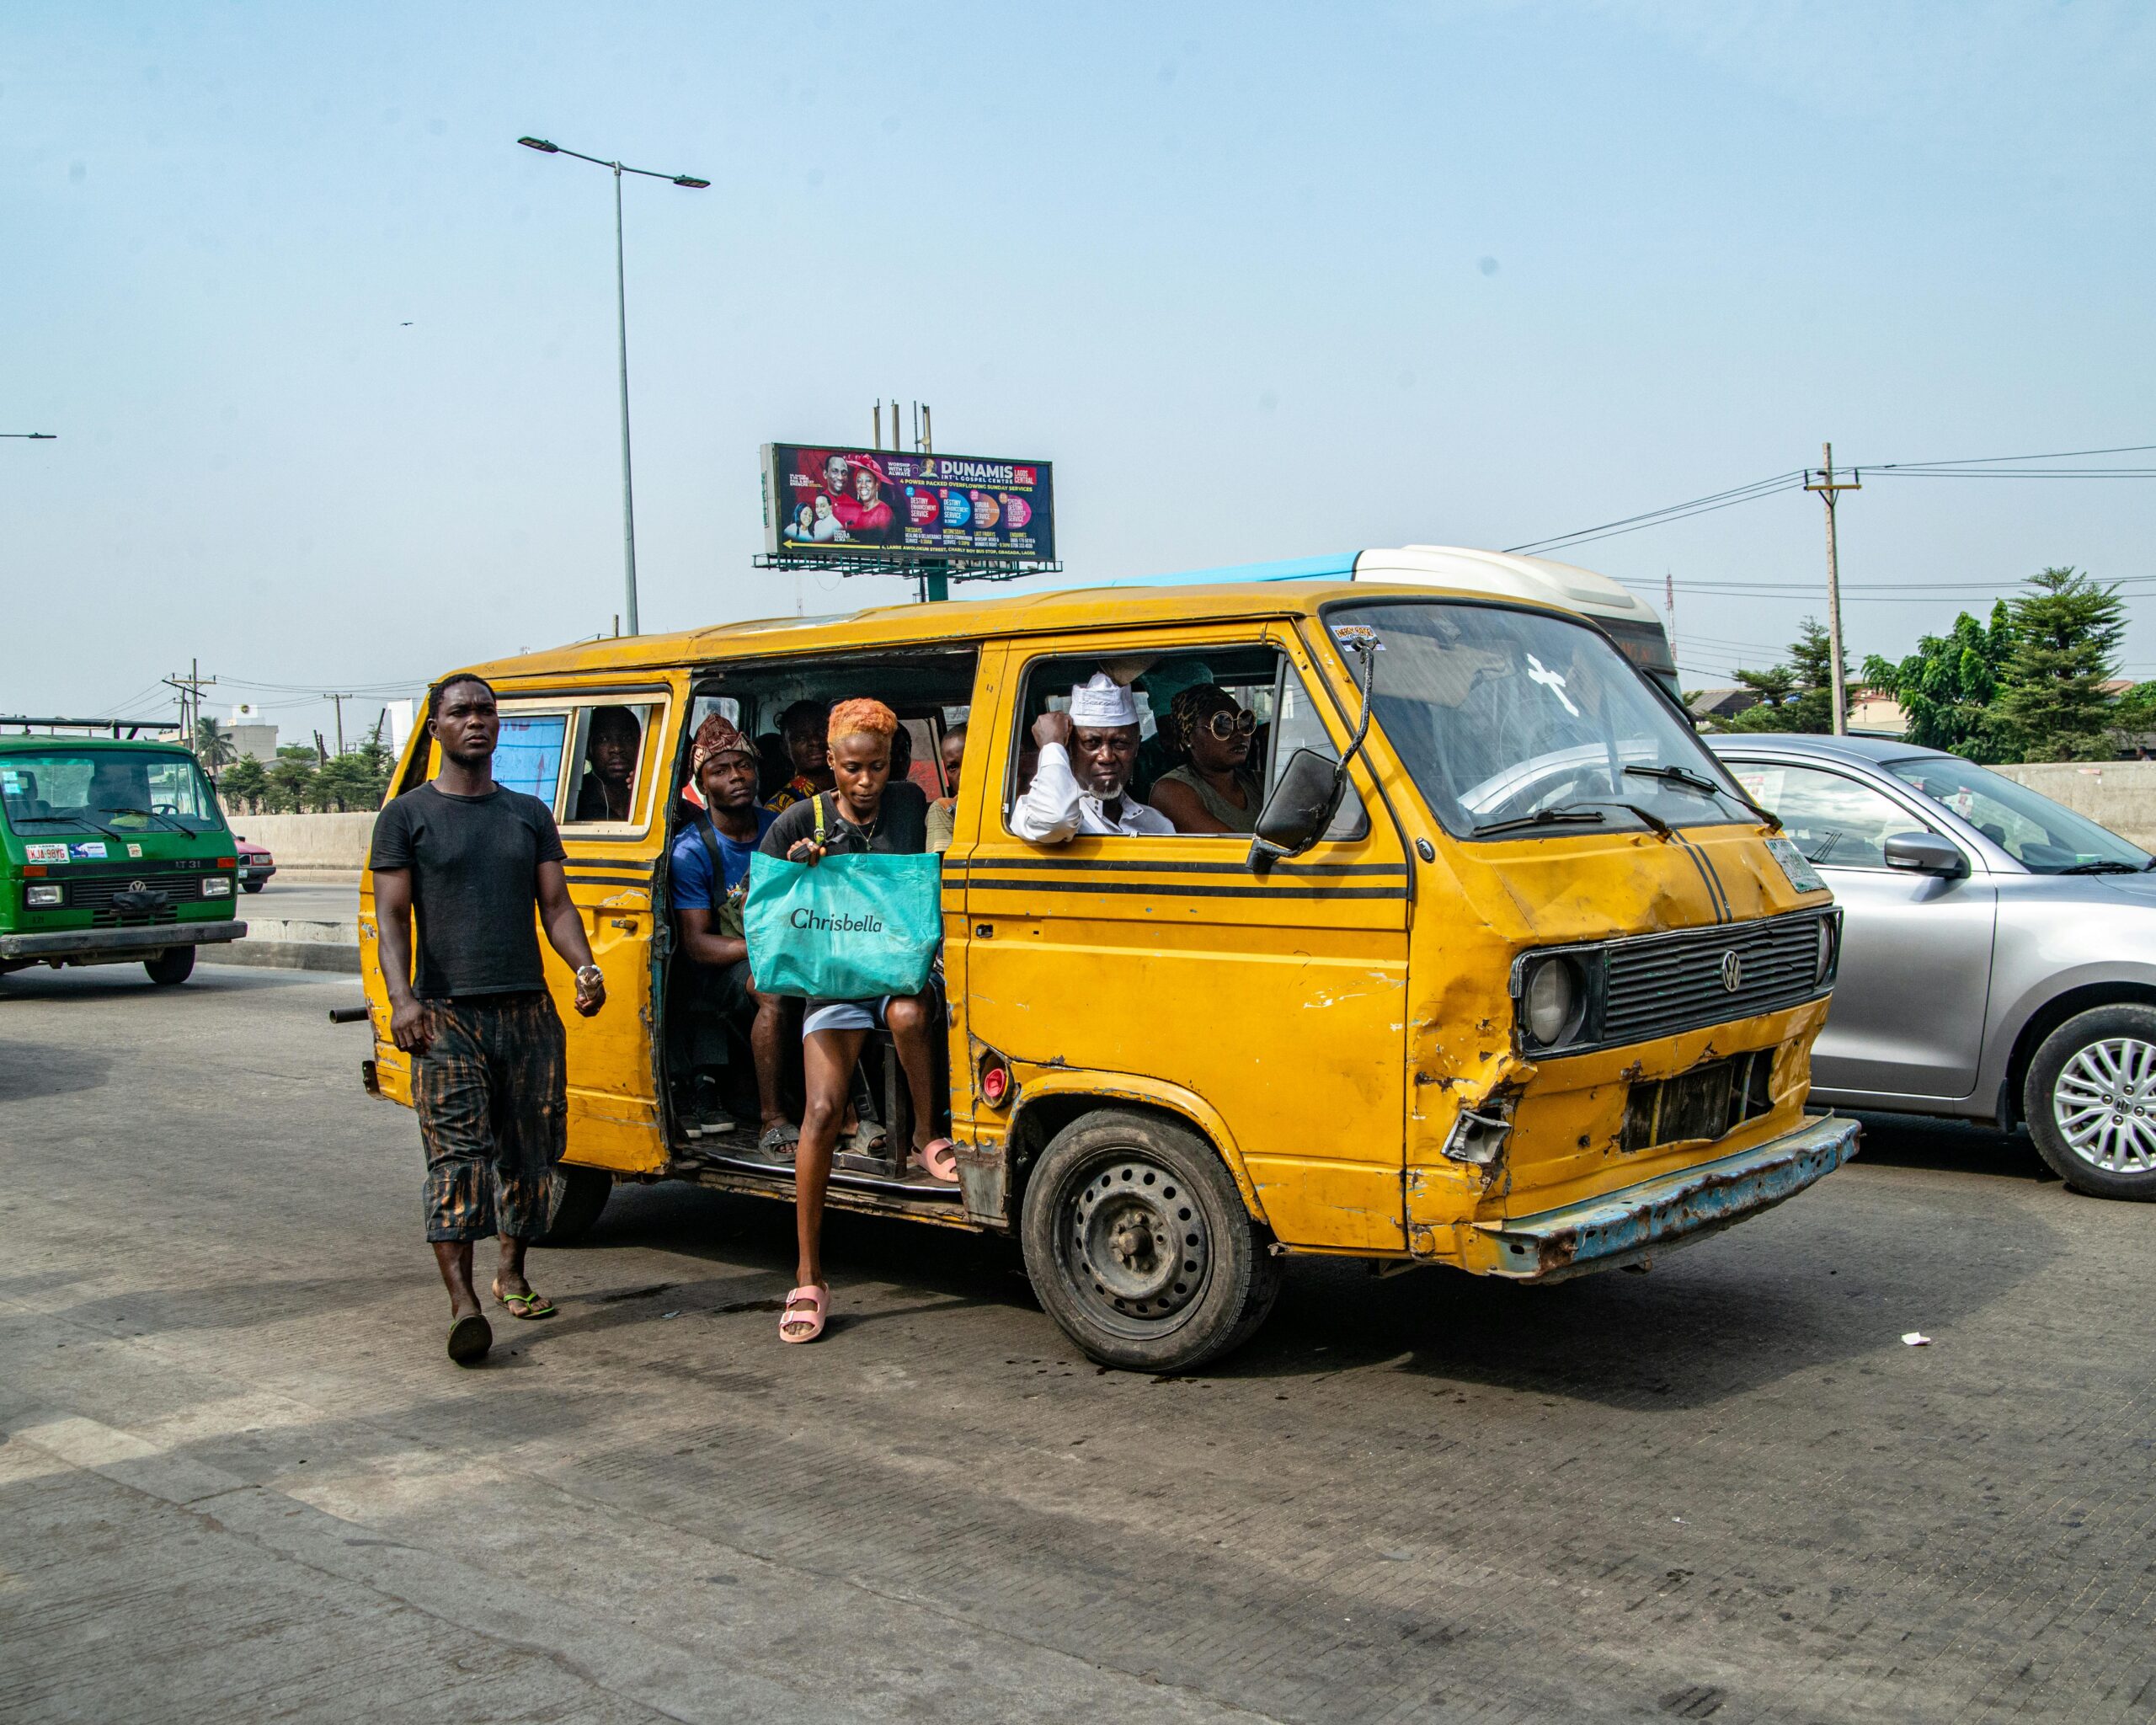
[
  {"left": 492, "top": 1284, "right": 557, "bottom": 1320},
  {"left": 447, "top": 1312, "right": 494, "bottom": 1365}
]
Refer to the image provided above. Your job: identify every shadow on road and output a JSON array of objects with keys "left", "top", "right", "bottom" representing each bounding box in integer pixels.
[{"left": 0, "top": 1037, "right": 112, "bottom": 1101}]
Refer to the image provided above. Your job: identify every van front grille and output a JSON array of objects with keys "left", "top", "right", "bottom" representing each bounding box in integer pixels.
[{"left": 1603, "top": 914, "right": 1828, "bottom": 1047}]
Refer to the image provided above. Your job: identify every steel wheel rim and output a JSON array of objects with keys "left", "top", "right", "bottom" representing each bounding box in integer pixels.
[
  {"left": 2053, "top": 1036, "right": 2156, "bottom": 1175},
  {"left": 1056, "top": 1151, "right": 1213, "bottom": 1341}
]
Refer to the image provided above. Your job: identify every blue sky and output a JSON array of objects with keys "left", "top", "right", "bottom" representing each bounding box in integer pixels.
[{"left": 8, "top": 1, "right": 2154, "bottom": 745}]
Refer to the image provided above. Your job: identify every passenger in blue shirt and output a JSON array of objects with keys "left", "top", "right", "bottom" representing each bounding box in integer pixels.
[{"left": 669, "top": 715, "right": 790, "bottom": 1151}]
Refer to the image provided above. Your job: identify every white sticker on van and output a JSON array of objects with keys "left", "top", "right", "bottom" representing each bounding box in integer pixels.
[{"left": 25, "top": 843, "right": 68, "bottom": 864}]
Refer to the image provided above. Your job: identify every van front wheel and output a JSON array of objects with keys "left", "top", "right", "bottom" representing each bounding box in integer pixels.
[
  {"left": 144, "top": 948, "right": 195, "bottom": 986},
  {"left": 1022, "top": 1108, "right": 1280, "bottom": 1372}
]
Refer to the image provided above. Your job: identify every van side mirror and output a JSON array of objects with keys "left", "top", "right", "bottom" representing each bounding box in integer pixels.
[
  {"left": 1247, "top": 748, "right": 1345, "bottom": 870},
  {"left": 1883, "top": 831, "right": 1968, "bottom": 879}
]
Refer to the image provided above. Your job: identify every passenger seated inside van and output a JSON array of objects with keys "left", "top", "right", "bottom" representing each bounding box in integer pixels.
[
  {"left": 574, "top": 705, "right": 643, "bottom": 821},
  {"left": 926, "top": 724, "right": 966, "bottom": 853},
  {"left": 766, "top": 699, "right": 834, "bottom": 812},
  {"left": 1150, "top": 683, "right": 1262, "bottom": 835},
  {"left": 669, "top": 715, "right": 791, "bottom": 1148},
  {"left": 1012, "top": 673, "right": 1175, "bottom": 841}
]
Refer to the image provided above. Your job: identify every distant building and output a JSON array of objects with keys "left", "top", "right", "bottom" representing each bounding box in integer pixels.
[
  {"left": 229, "top": 724, "right": 280, "bottom": 763},
  {"left": 1688, "top": 688, "right": 1760, "bottom": 723},
  {"left": 1846, "top": 686, "right": 1908, "bottom": 736}
]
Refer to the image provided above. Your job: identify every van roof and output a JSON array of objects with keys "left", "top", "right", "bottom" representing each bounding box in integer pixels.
[
  {"left": 0, "top": 732, "right": 194, "bottom": 755},
  {"left": 462, "top": 575, "right": 1582, "bottom": 686}
]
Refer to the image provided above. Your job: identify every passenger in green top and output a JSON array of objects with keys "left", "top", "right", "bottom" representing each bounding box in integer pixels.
[{"left": 1150, "top": 683, "right": 1262, "bottom": 836}]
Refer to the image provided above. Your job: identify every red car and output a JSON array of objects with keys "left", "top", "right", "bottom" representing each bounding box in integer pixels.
[{"left": 234, "top": 836, "right": 276, "bottom": 893}]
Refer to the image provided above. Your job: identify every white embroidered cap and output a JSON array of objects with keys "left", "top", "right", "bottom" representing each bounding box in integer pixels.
[{"left": 1067, "top": 672, "right": 1139, "bottom": 729}]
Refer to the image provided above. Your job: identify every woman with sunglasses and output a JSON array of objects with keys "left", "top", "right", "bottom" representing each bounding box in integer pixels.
[{"left": 1150, "top": 683, "right": 1263, "bottom": 835}]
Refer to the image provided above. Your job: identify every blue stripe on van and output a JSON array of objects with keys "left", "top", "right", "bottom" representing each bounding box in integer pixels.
[{"left": 1099, "top": 552, "right": 1362, "bottom": 589}]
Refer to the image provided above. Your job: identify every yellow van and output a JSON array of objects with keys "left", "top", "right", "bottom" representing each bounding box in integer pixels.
[{"left": 356, "top": 579, "right": 1854, "bottom": 1370}]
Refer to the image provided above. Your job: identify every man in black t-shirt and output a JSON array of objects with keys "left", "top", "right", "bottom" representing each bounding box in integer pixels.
[{"left": 371, "top": 674, "right": 606, "bottom": 1367}]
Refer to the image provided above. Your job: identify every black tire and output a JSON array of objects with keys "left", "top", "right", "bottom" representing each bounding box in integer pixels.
[
  {"left": 144, "top": 947, "right": 196, "bottom": 986},
  {"left": 1020, "top": 1108, "right": 1281, "bottom": 1372},
  {"left": 243, "top": 880, "right": 266, "bottom": 895},
  {"left": 2025, "top": 1003, "right": 2156, "bottom": 1200},
  {"left": 536, "top": 1163, "right": 612, "bottom": 1244}
]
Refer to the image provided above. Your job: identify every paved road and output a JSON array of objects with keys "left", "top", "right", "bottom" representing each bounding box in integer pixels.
[{"left": 3, "top": 964, "right": 2151, "bottom": 1722}]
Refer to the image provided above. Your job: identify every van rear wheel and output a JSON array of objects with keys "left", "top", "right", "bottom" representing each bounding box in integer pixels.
[
  {"left": 1021, "top": 1108, "right": 1280, "bottom": 1372},
  {"left": 144, "top": 948, "right": 195, "bottom": 986},
  {"left": 536, "top": 1164, "right": 612, "bottom": 1245}
]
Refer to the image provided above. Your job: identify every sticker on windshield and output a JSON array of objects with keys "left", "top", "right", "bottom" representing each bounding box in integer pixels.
[
  {"left": 1524, "top": 653, "right": 1579, "bottom": 716},
  {"left": 1764, "top": 836, "right": 1827, "bottom": 895},
  {"left": 25, "top": 843, "right": 68, "bottom": 864},
  {"left": 68, "top": 841, "right": 108, "bottom": 861}
]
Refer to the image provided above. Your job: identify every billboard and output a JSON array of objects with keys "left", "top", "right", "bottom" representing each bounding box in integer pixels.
[{"left": 762, "top": 443, "right": 1054, "bottom": 563}]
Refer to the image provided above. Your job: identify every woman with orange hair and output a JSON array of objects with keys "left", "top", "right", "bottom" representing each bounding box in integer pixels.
[{"left": 755, "top": 697, "right": 954, "bottom": 1341}]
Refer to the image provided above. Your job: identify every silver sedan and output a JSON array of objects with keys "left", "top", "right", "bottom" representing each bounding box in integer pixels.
[{"left": 1708, "top": 733, "right": 2156, "bottom": 1200}]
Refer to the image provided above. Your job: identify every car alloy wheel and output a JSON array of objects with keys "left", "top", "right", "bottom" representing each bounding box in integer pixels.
[{"left": 2052, "top": 1036, "right": 2156, "bottom": 1176}]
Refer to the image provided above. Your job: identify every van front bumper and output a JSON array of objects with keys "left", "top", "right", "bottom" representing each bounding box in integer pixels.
[
  {"left": 0, "top": 921, "right": 248, "bottom": 961},
  {"left": 1474, "top": 1113, "right": 1860, "bottom": 1282}
]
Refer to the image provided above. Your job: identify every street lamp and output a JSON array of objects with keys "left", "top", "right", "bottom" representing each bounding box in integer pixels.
[{"left": 517, "top": 136, "right": 708, "bottom": 636}]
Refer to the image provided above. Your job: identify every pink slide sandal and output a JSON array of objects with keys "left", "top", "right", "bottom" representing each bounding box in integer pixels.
[
  {"left": 779, "top": 1284, "right": 828, "bottom": 1343},
  {"left": 909, "top": 1139, "right": 960, "bottom": 1184}
]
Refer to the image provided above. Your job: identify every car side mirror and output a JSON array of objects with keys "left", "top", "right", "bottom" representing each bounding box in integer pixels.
[
  {"left": 1247, "top": 748, "right": 1345, "bottom": 870},
  {"left": 1884, "top": 830, "right": 1968, "bottom": 879}
]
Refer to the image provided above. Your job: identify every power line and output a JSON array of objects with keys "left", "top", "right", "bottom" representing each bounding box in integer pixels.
[
  {"left": 1864, "top": 441, "right": 2156, "bottom": 470},
  {"left": 1502, "top": 471, "right": 1806, "bottom": 557}
]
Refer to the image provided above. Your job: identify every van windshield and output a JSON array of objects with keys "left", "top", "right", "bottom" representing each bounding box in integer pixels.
[
  {"left": 1331, "top": 600, "right": 1753, "bottom": 840},
  {"left": 0, "top": 749, "right": 228, "bottom": 837}
]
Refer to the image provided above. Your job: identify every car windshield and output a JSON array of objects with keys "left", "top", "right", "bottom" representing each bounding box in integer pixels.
[
  {"left": 1331, "top": 600, "right": 1754, "bottom": 839},
  {"left": 0, "top": 749, "right": 227, "bottom": 836},
  {"left": 1884, "top": 756, "right": 2152, "bottom": 873}
]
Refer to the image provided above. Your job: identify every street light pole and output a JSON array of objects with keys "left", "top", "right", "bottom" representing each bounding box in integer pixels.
[
  {"left": 611, "top": 163, "right": 638, "bottom": 636},
  {"left": 517, "top": 136, "right": 709, "bottom": 637}
]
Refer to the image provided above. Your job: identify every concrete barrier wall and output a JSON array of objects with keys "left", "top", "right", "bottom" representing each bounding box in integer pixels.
[
  {"left": 1991, "top": 761, "right": 2156, "bottom": 851},
  {"left": 221, "top": 811, "right": 376, "bottom": 870}
]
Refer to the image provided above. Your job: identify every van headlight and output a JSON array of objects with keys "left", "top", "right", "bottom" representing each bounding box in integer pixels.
[
  {"left": 1521, "top": 954, "right": 1585, "bottom": 1049},
  {"left": 204, "top": 878, "right": 232, "bottom": 898},
  {"left": 26, "top": 884, "right": 62, "bottom": 907},
  {"left": 1815, "top": 911, "right": 1838, "bottom": 984}
]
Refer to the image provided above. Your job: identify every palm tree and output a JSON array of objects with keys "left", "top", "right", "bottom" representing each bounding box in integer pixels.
[{"left": 193, "top": 716, "right": 238, "bottom": 778}]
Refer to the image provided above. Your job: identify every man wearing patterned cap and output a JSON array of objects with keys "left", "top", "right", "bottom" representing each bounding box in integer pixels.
[
  {"left": 1013, "top": 671, "right": 1177, "bottom": 841},
  {"left": 669, "top": 713, "right": 791, "bottom": 1148}
]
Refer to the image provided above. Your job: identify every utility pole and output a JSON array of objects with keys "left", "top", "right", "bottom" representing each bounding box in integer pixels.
[
  {"left": 322, "top": 692, "right": 356, "bottom": 756},
  {"left": 163, "top": 660, "right": 217, "bottom": 756},
  {"left": 1663, "top": 571, "right": 1678, "bottom": 681},
  {"left": 1804, "top": 443, "right": 1860, "bottom": 736}
]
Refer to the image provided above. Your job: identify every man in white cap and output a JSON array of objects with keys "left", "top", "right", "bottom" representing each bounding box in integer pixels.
[{"left": 1013, "top": 672, "right": 1177, "bottom": 841}]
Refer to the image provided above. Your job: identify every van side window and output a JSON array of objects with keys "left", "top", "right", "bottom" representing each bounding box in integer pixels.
[
  {"left": 493, "top": 713, "right": 570, "bottom": 805},
  {"left": 563, "top": 702, "right": 661, "bottom": 827},
  {"left": 1007, "top": 644, "right": 1366, "bottom": 840}
]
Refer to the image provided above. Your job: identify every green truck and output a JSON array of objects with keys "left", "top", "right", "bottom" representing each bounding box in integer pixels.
[{"left": 0, "top": 732, "right": 246, "bottom": 985}]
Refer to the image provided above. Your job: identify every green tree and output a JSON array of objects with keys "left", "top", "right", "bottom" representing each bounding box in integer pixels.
[
  {"left": 1999, "top": 567, "right": 2123, "bottom": 761},
  {"left": 1860, "top": 600, "right": 2016, "bottom": 761},
  {"left": 1725, "top": 617, "right": 1849, "bottom": 734},
  {"left": 192, "top": 716, "right": 237, "bottom": 777},
  {"left": 218, "top": 756, "right": 269, "bottom": 813},
  {"left": 266, "top": 745, "right": 320, "bottom": 813}
]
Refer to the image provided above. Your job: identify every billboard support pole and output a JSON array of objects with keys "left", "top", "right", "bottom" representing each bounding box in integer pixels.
[{"left": 921, "top": 563, "right": 950, "bottom": 604}]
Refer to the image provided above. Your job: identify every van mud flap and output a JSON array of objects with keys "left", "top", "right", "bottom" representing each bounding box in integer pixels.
[{"left": 1469, "top": 1114, "right": 1860, "bottom": 1282}]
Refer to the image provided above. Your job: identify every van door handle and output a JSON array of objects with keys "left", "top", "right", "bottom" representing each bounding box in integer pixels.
[{"left": 975, "top": 923, "right": 994, "bottom": 937}]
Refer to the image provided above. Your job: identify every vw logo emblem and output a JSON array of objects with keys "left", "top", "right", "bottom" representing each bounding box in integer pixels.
[
  {"left": 129, "top": 879, "right": 147, "bottom": 893},
  {"left": 1720, "top": 950, "right": 1743, "bottom": 992}
]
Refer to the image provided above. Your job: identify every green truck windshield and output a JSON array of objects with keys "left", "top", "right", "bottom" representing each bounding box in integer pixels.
[{"left": 1, "top": 750, "right": 227, "bottom": 837}]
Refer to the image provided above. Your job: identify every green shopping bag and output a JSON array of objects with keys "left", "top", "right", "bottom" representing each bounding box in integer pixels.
[{"left": 744, "top": 848, "right": 943, "bottom": 1000}]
